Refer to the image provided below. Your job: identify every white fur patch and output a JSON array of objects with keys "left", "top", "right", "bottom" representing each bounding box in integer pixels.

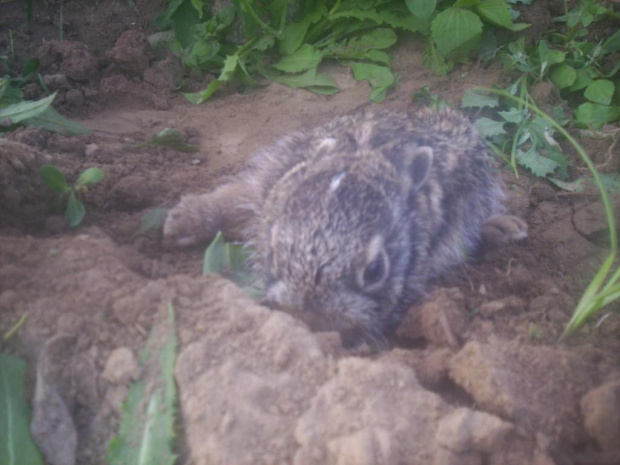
[
  {"left": 329, "top": 172, "right": 347, "bottom": 193},
  {"left": 318, "top": 137, "right": 337, "bottom": 149}
]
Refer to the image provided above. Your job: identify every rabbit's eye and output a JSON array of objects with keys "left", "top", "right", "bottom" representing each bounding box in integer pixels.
[{"left": 357, "top": 248, "right": 389, "bottom": 292}]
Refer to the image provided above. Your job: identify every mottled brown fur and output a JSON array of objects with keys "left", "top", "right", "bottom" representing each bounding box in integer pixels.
[{"left": 164, "top": 108, "right": 526, "bottom": 342}]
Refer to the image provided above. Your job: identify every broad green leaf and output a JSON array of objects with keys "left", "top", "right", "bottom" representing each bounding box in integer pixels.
[
  {"left": 602, "top": 29, "right": 620, "bottom": 53},
  {"left": 574, "top": 103, "right": 620, "bottom": 128},
  {"left": 584, "top": 80, "right": 615, "bottom": 105},
  {"left": 516, "top": 147, "right": 559, "bottom": 177},
  {"left": 549, "top": 64, "right": 576, "bottom": 89},
  {"left": 507, "top": 22, "right": 530, "bottom": 31},
  {"left": 278, "top": 6, "right": 326, "bottom": 55},
  {"left": 431, "top": 8, "right": 483, "bottom": 57},
  {"left": 406, "top": 0, "right": 437, "bottom": 20},
  {"left": 461, "top": 89, "right": 499, "bottom": 108},
  {"left": 474, "top": 117, "right": 506, "bottom": 138},
  {"left": 498, "top": 107, "right": 525, "bottom": 123},
  {"left": 569, "top": 68, "right": 593, "bottom": 92},
  {"left": 169, "top": 0, "right": 201, "bottom": 48},
  {"left": 352, "top": 63, "right": 394, "bottom": 102},
  {"left": 453, "top": 0, "right": 480, "bottom": 7},
  {"left": 25, "top": 106, "right": 91, "bottom": 136},
  {"left": 475, "top": 0, "right": 513, "bottom": 29},
  {"left": 75, "top": 167, "right": 104, "bottom": 187},
  {"left": 145, "top": 128, "right": 200, "bottom": 152},
  {"left": 0, "top": 354, "right": 45, "bottom": 465},
  {"left": 65, "top": 192, "right": 86, "bottom": 227},
  {"left": 270, "top": 69, "right": 339, "bottom": 95},
  {"left": 364, "top": 50, "right": 391, "bottom": 64},
  {"left": 538, "top": 40, "right": 565, "bottom": 76},
  {"left": 40, "top": 165, "right": 70, "bottom": 194},
  {"left": 0, "top": 93, "right": 55, "bottom": 125},
  {"left": 133, "top": 208, "right": 169, "bottom": 238},
  {"left": 348, "top": 28, "right": 398, "bottom": 51},
  {"left": 273, "top": 44, "right": 324, "bottom": 73},
  {"left": 107, "top": 305, "right": 177, "bottom": 465}
]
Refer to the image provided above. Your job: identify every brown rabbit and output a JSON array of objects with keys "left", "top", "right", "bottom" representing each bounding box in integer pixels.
[{"left": 164, "top": 107, "right": 527, "bottom": 343}]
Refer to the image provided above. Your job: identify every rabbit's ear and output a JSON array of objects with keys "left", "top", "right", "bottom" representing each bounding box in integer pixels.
[{"left": 403, "top": 145, "right": 434, "bottom": 192}]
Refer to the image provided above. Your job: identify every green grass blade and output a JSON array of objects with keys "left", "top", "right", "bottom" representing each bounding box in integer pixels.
[
  {"left": 24, "top": 107, "right": 91, "bottom": 136},
  {"left": 106, "top": 305, "right": 177, "bottom": 465},
  {"left": 0, "top": 354, "right": 45, "bottom": 465}
]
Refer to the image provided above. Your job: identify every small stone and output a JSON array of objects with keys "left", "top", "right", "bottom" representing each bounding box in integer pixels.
[
  {"left": 580, "top": 380, "right": 620, "bottom": 451},
  {"left": 65, "top": 88, "right": 84, "bottom": 108},
  {"left": 436, "top": 408, "right": 514, "bottom": 453},
  {"left": 43, "top": 74, "right": 70, "bottom": 91},
  {"left": 84, "top": 143, "right": 99, "bottom": 157},
  {"left": 102, "top": 347, "right": 140, "bottom": 384}
]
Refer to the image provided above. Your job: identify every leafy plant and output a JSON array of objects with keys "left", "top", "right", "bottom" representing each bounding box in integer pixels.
[
  {"left": 479, "top": 86, "right": 620, "bottom": 339},
  {"left": 500, "top": 1, "right": 620, "bottom": 128},
  {"left": 463, "top": 84, "right": 569, "bottom": 180},
  {"left": 203, "top": 231, "right": 261, "bottom": 297},
  {"left": 133, "top": 208, "right": 170, "bottom": 239},
  {"left": 142, "top": 128, "right": 200, "bottom": 152},
  {"left": 107, "top": 305, "right": 177, "bottom": 465},
  {"left": 157, "top": 0, "right": 526, "bottom": 103},
  {"left": 40, "top": 165, "right": 104, "bottom": 228},
  {"left": 0, "top": 76, "right": 90, "bottom": 135},
  {"left": 0, "top": 353, "right": 45, "bottom": 465}
]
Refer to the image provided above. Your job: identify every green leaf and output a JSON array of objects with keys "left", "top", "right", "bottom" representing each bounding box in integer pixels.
[
  {"left": 0, "top": 93, "right": 56, "bottom": 125},
  {"left": 278, "top": 6, "right": 326, "bottom": 55},
  {"left": 0, "top": 354, "right": 45, "bottom": 465},
  {"left": 24, "top": 107, "right": 91, "bottom": 136},
  {"left": 75, "top": 167, "right": 104, "bottom": 187},
  {"left": 203, "top": 231, "right": 228, "bottom": 275},
  {"left": 550, "top": 64, "right": 576, "bottom": 89},
  {"left": 431, "top": 8, "right": 483, "bottom": 57},
  {"left": 475, "top": 0, "right": 513, "bottom": 29},
  {"left": 133, "top": 208, "right": 169, "bottom": 238},
  {"left": 584, "top": 80, "right": 615, "bottom": 105},
  {"left": 461, "top": 89, "right": 499, "bottom": 108},
  {"left": 547, "top": 177, "right": 585, "bottom": 192},
  {"left": 65, "top": 191, "right": 86, "bottom": 227},
  {"left": 516, "top": 147, "right": 559, "bottom": 177},
  {"left": 145, "top": 128, "right": 200, "bottom": 152},
  {"left": 406, "top": 0, "right": 437, "bottom": 20},
  {"left": 273, "top": 44, "right": 324, "bottom": 73},
  {"left": 602, "top": 29, "right": 620, "bottom": 53},
  {"left": 352, "top": 63, "right": 395, "bottom": 102},
  {"left": 474, "top": 117, "right": 506, "bottom": 138},
  {"left": 569, "top": 68, "right": 593, "bottom": 91},
  {"left": 574, "top": 103, "right": 620, "bottom": 129},
  {"left": 270, "top": 69, "right": 339, "bottom": 95},
  {"left": 107, "top": 305, "right": 177, "bottom": 465},
  {"left": 40, "top": 165, "right": 70, "bottom": 194},
  {"left": 538, "top": 40, "right": 565, "bottom": 76},
  {"left": 498, "top": 107, "right": 525, "bottom": 123},
  {"left": 182, "top": 80, "right": 223, "bottom": 105}
]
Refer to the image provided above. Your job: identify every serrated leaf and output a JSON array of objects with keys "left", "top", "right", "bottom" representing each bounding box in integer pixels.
[
  {"left": 329, "top": 9, "right": 428, "bottom": 34},
  {"left": 65, "top": 191, "right": 85, "bottom": 227},
  {"left": 406, "top": 0, "right": 437, "bottom": 20},
  {"left": 0, "top": 92, "right": 55, "bottom": 124},
  {"left": 40, "top": 165, "right": 70, "bottom": 194},
  {"left": 24, "top": 106, "right": 91, "bottom": 136},
  {"left": 550, "top": 63, "right": 576, "bottom": 89},
  {"left": 75, "top": 167, "right": 104, "bottom": 187},
  {"left": 107, "top": 305, "right": 177, "bottom": 465},
  {"left": 134, "top": 208, "right": 169, "bottom": 238},
  {"left": 145, "top": 128, "right": 200, "bottom": 152},
  {"left": 474, "top": 117, "right": 506, "bottom": 138},
  {"left": 273, "top": 44, "right": 323, "bottom": 73},
  {"left": 574, "top": 103, "right": 620, "bottom": 129},
  {"left": 475, "top": 0, "right": 513, "bottom": 28},
  {"left": 0, "top": 354, "right": 45, "bottom": 465},
  {"left": 516, "top": 147, "right": 559, "bottom": 177},
  {"left": 461, "top": 89, "right": 499, "bottom": 108},
  {"left": 584, "top": 79, "right": 615, "bottom": 105},
  {"left": 498, "top": 107, "right": 525, "bottom": 123},
  {"left": 352, "top": 63, "right": 394, "bottom": 102},
  {"left": 431, "top": 8, "right": 483, "bottom": 57},
  {"left": 183, "top": 80, "right": 223, "bottom": 105},
  {"left": 279, "top": 7, "right": 326, "bottom": 55}
]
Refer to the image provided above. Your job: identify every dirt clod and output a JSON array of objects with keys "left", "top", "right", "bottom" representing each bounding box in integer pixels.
[
  {"left": 580, "top": 380, "right": 620, "bottom": 452},
  {"left": 101, "top": 347, "right": 140, "bottom": 385}
]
